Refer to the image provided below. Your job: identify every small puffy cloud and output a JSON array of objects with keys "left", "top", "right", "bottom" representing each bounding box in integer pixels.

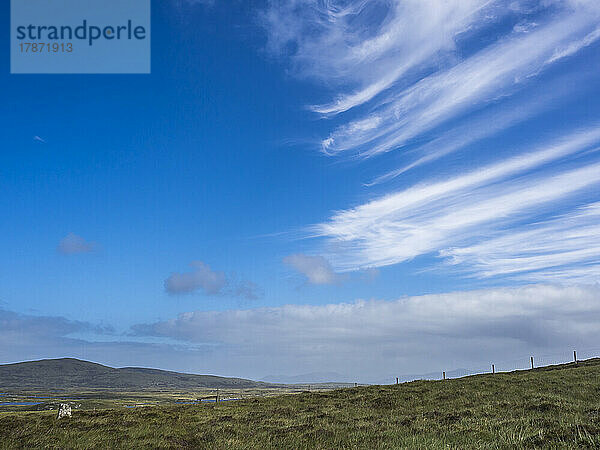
[
  {"left": 283, "top": 253, "right": 343, "bottom": 285},
  {"left": 164, "top": 261, "right": 261, "bottom": 300},
  {"left": 33, "top": 135, "right": 46, "bottom": 143},
  {"left": 165, "top": 261, "right": 227, "bottom": 295},
  {"left": 57, "top": 233, "right": 95, "bottom": 255},
  {"left": 231, "top": 280, "right": 262, "bottom": 301}
]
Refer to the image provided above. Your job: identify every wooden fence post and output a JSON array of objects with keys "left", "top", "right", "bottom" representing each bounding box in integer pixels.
[
  {"left": 530, "top": 356, "right": 534, "bottom": 369},
  {"left": 396, "top": 377, "right": 399, "bottom": 385},
  {"left": 442, "top": 371, "right": 446, "bottom": 380},
  {"left": 492, "top": 364, "right": 495, "bottom": 374},
  {"left": 574, "top": 350, "right": 577, "bottom": 364}
]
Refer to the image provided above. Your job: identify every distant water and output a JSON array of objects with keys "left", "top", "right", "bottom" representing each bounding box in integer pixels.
[
  {"left": 0, "top": 402, "right": 42, "bottom": 406},
  {"left": 0, "top": 393, "right": 61, "bottom": 400},
  {"left": 174, "top": 398, "right": 240, "bottom": 404}
]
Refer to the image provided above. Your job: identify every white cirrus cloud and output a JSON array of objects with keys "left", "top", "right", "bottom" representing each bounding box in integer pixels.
[
  {"left": 313, "top": 125, "right": 600, "bottom": 279},
  {"left": 319, "top": 7, "right": 600, "bottom": 157},
  {"left": 263, "top": 0, "right": 496, "bottom": 115},
  {"left": 264, "top": 0, "right": 600, "bottom": 158},
  {"left": 440, "top": 202, "right": 600, "bottom": 282},
  {"left": 263, "top": 1, "right": 600, "bottom": 286},
  {"left": 364, "top": 74, "right": 582, "bottom": 185}
]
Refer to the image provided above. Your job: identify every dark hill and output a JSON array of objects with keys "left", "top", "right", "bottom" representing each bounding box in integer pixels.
[{"left": 0, "top": 358, "right": 270, "bottom": 391}]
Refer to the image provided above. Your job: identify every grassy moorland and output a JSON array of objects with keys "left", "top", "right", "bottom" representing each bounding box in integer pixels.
[{"left": 1, "top": 359, "right": 600, "bottom": 449}]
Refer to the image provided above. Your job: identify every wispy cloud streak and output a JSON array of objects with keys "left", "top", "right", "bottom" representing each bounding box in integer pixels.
[
  {"left": 365, "top": 74, "right": 582, "bottom": 185},
  {"left": 265, "top": 0, "right": 495, "bottom": 115},
  {"left": 263, "top": 0, "right": 600, "bottom": 284},
  {"left": 320, "top": 9, "right": 600, "bottom": 157},
  {"left": 441, "top": 202, "right": 600, "bottom": 282},
  {"left": 265, "top": 1, "right": 600, "bottom": 158},
  {"left": 314, "top": 126, "right": 600, "bottom": 276}
]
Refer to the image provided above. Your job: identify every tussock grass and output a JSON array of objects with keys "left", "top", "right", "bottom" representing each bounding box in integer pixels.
[{"left": 2, "top": 359, "right": 600, "bottom": 448}]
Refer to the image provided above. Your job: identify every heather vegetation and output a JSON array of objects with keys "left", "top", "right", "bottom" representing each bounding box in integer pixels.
[{"left": 2, "top": 359, "right": 600, "bottom": 448}]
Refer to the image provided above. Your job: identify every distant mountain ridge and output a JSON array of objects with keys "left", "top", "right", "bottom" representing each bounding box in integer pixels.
[
  {"left": 0, "top": 358, "right": 270, "bottom": 391},
  {"left": 261, "top": 372, "right": 351, "bottom": 384}
]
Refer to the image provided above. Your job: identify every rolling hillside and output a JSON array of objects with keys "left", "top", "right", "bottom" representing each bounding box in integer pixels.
[
  {"left": 0, "top": 358, "right": 269, "bottom": 390},
  {"left": 1, "top": 358, "right": 599, "bottom": 448}
]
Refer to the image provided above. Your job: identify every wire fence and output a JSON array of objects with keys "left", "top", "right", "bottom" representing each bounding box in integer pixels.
[{"left": 408, "top": 346, "right": 600, "bottom": 384}]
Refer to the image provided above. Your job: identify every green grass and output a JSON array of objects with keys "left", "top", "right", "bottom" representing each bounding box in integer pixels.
[
  {"left": 0, "top": 386, "right": 316, "bottom": 413},
  {"left": 2, "top": 359, "right": 600, "bottom": 449}
]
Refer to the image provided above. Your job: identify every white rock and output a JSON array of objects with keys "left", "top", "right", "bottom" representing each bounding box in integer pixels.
[{"left": 57, "top": 403, "right": 72, "bottom": 419}]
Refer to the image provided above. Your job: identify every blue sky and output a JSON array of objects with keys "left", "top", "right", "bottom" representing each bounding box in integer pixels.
[{"left": 1, "top": 0, "right": 600, "bottom": 381}]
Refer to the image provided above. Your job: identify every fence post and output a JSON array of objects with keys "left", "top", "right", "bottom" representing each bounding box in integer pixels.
[
  {"left": 442, "top": 371, "right": 446, "bottom": 380},
  {"left": 574, "top": 350, "right": 577, "bottom": 364},
  {"left": 396, "top": 377, "right": 399, "bottom": 385},
  {"left": 492, "top": 364, "right": 495, "bottom": 374},
  {"left": 530, "top": 356, "right": 534, "bottom": 369}
]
